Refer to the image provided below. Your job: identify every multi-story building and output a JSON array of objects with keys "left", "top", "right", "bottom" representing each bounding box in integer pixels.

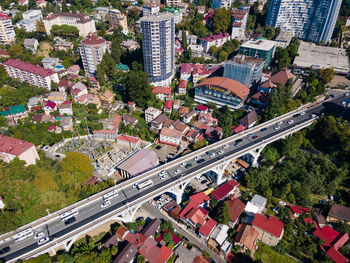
[
  {"left": 0, "top": 14, "right": 15, "bottom": 44},
  {"left": 201, "top": 32, "right": 230, "bottom": 53},
  {"left": 108, "top": 9, "right": 128, "bottom": 32},
  {"left": 140, "top": 13, "right": 175, "bottom": 86},
  {"left": 238, "top": 39, "right": 276, "bottom": 66},
  {"left": 143, "top": 4, "right": 160, "bottom": 16},
  {"left": 231, "top": 8, "right": 249, "bottom": 40},
  {"left": 266, "top": 0, "right": 342, "bottom": 43},
  {"left": 274, "top": 30, "right": 294, "bottom": 48},
  {"left": 223, "top": 55, "right": 265, "bottom": 87},
  {"left": 166, "top": 0, "right": 181, "bottom": 6},
  {"left": 22, "top": 9, "right": 42, "bottom": 21},
  {"left": 195, "top": 77, "right": 250, "bottom": 110},
  {"left": 79, "top": 34, "right": 107, "bottom": 75},
  {"left": 145, "top": 107, "right": 162, "bottom": 123},
  {"left": 252, "top": 214, "right": 284, "bottom": 246},
  {"left": 164, "top": 7, "right": 183, "bottom": 24},
  {"left": 43, "top": 12, "right": 96, "bottom": 37},
  {"left": 0, "top": 135, "right": 40, "bottom": 166},
  {"left": 2, "top": 59, "right": 59, "bottom": 90},
  {"left": 212, "top": 0, "right": 232, "bottom": 10},
  {"left": 16, "top": 19, "right": 37, "bottom": 32}
]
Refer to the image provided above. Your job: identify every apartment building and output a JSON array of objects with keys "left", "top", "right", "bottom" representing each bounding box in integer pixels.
[
  {"left": 231, "top": 8, "right": 249, "bottom": 40},
  {"left": 145, "top": 107, "right": 162, "bottom": 123},
  {"left": 0, "top": 13, "right": 15, "bottom": 44},
  {"left": 201, "top": 32, "right": 230, "bottom": 53},
  {"left": 266, "top": 0, "right": 342, "bottom": 43},
  {"left": 140, "top": 13, "right": 175, "bottom": 86},
  {"left": 79, "top": 34, "right": 107, "bottom": 75},
  {"left": 238, "top": 39, "right": 276, "bottom": 66},
  {"left": 2, "top": 59, "right": 59, "bottom": 90},
  {"left": 212, "top": 0, "right": 232, "bottom": 10},
  {"left": 43, "top": 12, "right": 96, "bottom": 37},
  {"left": 108, "top": 9, "right": 128, "bottom": 32},
  {"left": 22, "top": 9, "right": 42, "bottom": 21}
]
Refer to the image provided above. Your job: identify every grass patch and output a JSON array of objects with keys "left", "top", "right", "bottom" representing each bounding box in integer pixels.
[{"left": 255, "top": 242, "right": 298, "bottom": 263}]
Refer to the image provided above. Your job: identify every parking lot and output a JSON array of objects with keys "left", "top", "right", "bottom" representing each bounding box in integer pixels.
[{"left": 149, "top": 193, "right": 174, "bottom": 210}]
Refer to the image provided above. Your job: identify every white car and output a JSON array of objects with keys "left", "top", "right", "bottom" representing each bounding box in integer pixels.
[
  {"left": 43, "top": 146, "right": 50, "bottom": 151},
  {"left": 194, "top": 156, "right": 199, "bottom": 161},
  {"left": 160, "top": 174, "right": 168, "bottom": 180},
  {"left": 311, "top": 114, "right": 317, "bottom": 118},
  {"left": 342, "top": 101, "right": 346, "bottom": 105},
  {"left": 34, "top": 232, "right": 45, "bottom": 240},
  {"left": 217, "top": 150, "right": 224, "bottom": 155},
  {"left": 274, "top": 126, "right": 281, "bottom": 130},
  {"left": 276, "top": 121, "right": 283, "bottom": 126},
  {"left": 345, "top": 92, "right": 349, "bottom": 96},
  {"left": 180, "top": 162, "right": 186, "bottom": 167},
  {"left": 174, "top": 169, "right": 181, "bottom": 174},
  {"left": 300, "top": 111, "right": 305, "bottom": 116},
  {"left": 37, "top": 236, "right": 49, "bottom": 245},
  {"left": 278, "top": 201, "right": 287, "bottom": 206},
  {"left": 101, "top": 200, "right": 111, "bottom": 208},
  {"left": 287, "top": 120, "right": 294, "bottom": 124},
  {"left": 209, "top": 153, "right": 215, "bottom": 158},
  {"left": 222, "top": 144, "right": 228, "bottom": 148}
]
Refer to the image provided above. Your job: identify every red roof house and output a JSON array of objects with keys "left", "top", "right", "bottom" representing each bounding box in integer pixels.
[
  {"left": 325, "top": 247, "right": 349, "bottom": 263},
  {"left": 252, "top": 214, "right": 284, "bottom": 246},
  {"left": 163, "top": 100, "right": 173, "bottom": 113},
  {"left": 199, "top": 218, "right": 217, "bottom": 239},
  {"left": 211, "top": 180, "right": 239, "bottom": 201},
  {"left": 288, "top": 205, "right": 310, "bottom": 218},
  {"left": 227, "top": 198, "right": 246, "bottom": 227}
]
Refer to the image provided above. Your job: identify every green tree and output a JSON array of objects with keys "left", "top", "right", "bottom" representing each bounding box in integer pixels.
[
  {"left": 318, "top": 68, "right": 335, "bottom": 84},
  {"left": 163, "top": 232, "right": 173, "bottom": 244},
  {"left": 212, "top": 8, "right": 231, "bottom": 33},
  {"left": 182, "top": 30, "right": 188, "bottom": 49},
  {"left": 218, "top": 201, "right": 231, "bottom": 225},
  {"left": 137, "top": 255, "right": 146, "bottom": 263},
  {"left": 123, "top": 70, "right": 152, "bottom": 108},
  {"left": 50, "top": 24, "right": 79, "bottom": 37}
]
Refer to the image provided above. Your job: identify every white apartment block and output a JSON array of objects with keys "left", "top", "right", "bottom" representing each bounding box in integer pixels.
[
  {"left": 201, "top": 32, "right": 230, "bottom": 53},
  {"left": 145, "top": 106, "right": 162, "bottom": 123},
  {"left": 108, "top": 9, "right": 128, "bottom": 32},
  {"left": 43, "top": 12, "right": 96, "bottom": 37},
  {"left": 231, "top": 8, "right": 248, "bottom": 40},
  {"left": 79, "top": 34, "right": 107, "bottom": 75},
  {"left": 166, "top": 0, "right": 182, "bottom": 6},
  {"left": 2, "top": 59, "right": 59, "bottom": 91},
  {"left": 212, "top": 0, "right": 232, "bottom": 10},
  {"left": 16, "top": 19, "right": 37, "bottom": 32},
  {"left": 22, "top": 9, "right": 42, "bottom": 21},
  {"left": 0, "top": 13, "right": 15, "bottom": 44}
]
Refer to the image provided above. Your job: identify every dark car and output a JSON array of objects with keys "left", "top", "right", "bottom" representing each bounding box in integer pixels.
[
  {"left": 205, "top": 151, "right": 212, "bottom": 155},
  {"left": 201, "top": 180, "right": 208, "bottom": 184},
  {"left": 197, "top": 159, "right": 205, "bottom": 164},
  {"left": 0, "top": 246, "right": 10, "bottom": 255},
  {"left": 64, "top": 217, "right": 76, "bottom": 225},
  {"left": 185, "top": 163, "right": 192, "bottom": 168},
  {"left": 234, "top": 139, "right": 243, "bottom": 146},
  {"left": 252, "top": 135, "right": 258, "bottom": 140},
  {"left": 260, "top": 127, "right": 268, "bottom": 132}
]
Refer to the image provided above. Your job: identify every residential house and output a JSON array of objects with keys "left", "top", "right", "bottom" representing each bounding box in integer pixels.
[
  {"left": 160, "top": 127, "right": 182, "bottom": 146},
  {"left": 43, "top": 101, "right": 56, "bottom": 114},
  {"left": 327, "top": 205, "right": 350, "bottom": 225},
  {"left": 111, "top": 101, "right": 124, "bottom": 111},
  {"left": 27, "top": 96, "right": 42, "bottom": 111},
  {"left": 179, "top": 192, "right": 210, "bottom": 222},
  {"left": 173, "top": 99, "right": 181, "bottom": 110},
  {"left": 117, "top": 148, "right": 159, "bottom": 178},
  {"left": 1, "top": 105, "right": 28, "bottom": 121},
  {"left": 121, "top": 39, "right": 139, "bottom": 50},
  {"left": 245, "top": 194, "right": 267, "bottom": 215},
  {"left": 100, "top": 90, "right": 114, "bottom": 106},
  {"left": 174, "top": 245, "right": 202, "bottom": 263},
  {"left": 163, "top": 100, "right": 173, "bottom": 113},
  {"left": 0, "top": 135, "right": 40, "bottom": 165},
  {"left": 23, "top": 38, "right": 39, "bottom": 52},
  {"left": 57, "top": 100, "right": 73, "bottom": 115},
  {"left": 127, "top": 101, "right": 136, "bottom": 112},
  {"left": 248, "top": 91, "right": 269, "bottom": 108},
  {"left": 184, "top": 129, "right": 201, "bottom": 143},
  {"left": 180, "top": 63, "right": 192, "bottom": 81},
  {"left": 151, "top": 114, "right": 168, "bottom": 131},
  {"left": 47, "top": 91, "right": 67, "bottom": 105},
  {"left": 115, "top": 226, "right": 129, "bottom": 241},
  {"left": 183, "top": 110, "right": 197, "bottom": 123},
  {"left": 145, "top": 107, "right": 162, "bottom": 123},
  {"left": 178, "top": 106, "right": 189, "bottom": 117},
  {"left": 199, "top": 218, "right": 218, "bottom": 240},
  {"left": 41, "top": 57, "right": 60, "bottom": 70},
  {"left": 201, "top": 32, "right": 230, "bottom": 53},
  {"left": 205, "top": 126, "right": 223, "bottom": 142},
  {"left": 93, "top": 129, "right": 118, "bottom": 140},
  {"left": 61, "top": 116, "right": 73, "bottom": 131},
  {"left": 58, "top": 79, "right": 73, "bottom": 92},
  {"left": 16, "top": 19, "right": 37, "bottom": 32},
  {"left": 0, "top": 49, "right": 9, "bottom": 58},
  {"left": 171, "top": 120, "right": 189, "bottom": 135},
  {"left": 71, "top": 82, "right": 88, "bottom": 100},
  {"left": 54, "top": 38, "right": 73, "bottom": 51},
  {"left": 239, "top": 111, "right": 258, "bottom": 128},
  {"left": 113, "top": 242, "right": 137, "bottom": 263},
  {"left": 78, "top": 94, "right": 101, "bottom": 108},
  {"left": 210, "top": 224, "right": 229, "bottom": 247},
  {"left": 227, "top": 198, "right": 245, "bottom": 228},
  {"left": 178, "top": 80, "right": 187, "bottom": 95},
  {"left": 123, "top": 115, "right": 138, "bottom": 126},
  {"left": 198, "top": 113, "right": 218, "bottom": 126},
  {"left": 140, "top": 219, "right": 160, "bottom": 238},
  {"left": 235, "top": 224, "right": 258, "bottom": 256},
  {"left": 152, "top": 86, "right": 172, "bottom": 101},
  {"left": 67, "top": 65, "right": 80, "bottom": 75},
  {"left": 288, "top": 205, "right": 310, "bottom": 218},
  {"left": 211, "top": 180, "right": 240, "bottom": 201},
  {"left": 196, "top": 104, "right": 208, "bottom": 114},
  {"left": 116, "top": 134, "right": 140, "bottom": 148},
  {"left": 252, "top": 214, "right": 284, "bottom": 246}
]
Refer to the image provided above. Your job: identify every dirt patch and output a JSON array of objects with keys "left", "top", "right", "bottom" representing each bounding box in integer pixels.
[
  {"left": 328, "top": 75, "right": 350, "bottom": 88},
  {"left": 37, "top": 42, "right": 52, "bottom": 57}
]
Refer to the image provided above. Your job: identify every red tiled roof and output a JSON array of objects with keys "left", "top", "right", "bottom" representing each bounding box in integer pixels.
[
  {"left": 45, "top": 101, "right": 56, "bottom": 109},
  {"left": 186, "top": 207, "right": 207, "bottom": 225},
  {"left": 198, "top": 77, "right": 249, "bottom": 100},
  {"left": 180, "top": 63, "right": 193, "bottom": 74},
  {"left": 288, "top": 205, "right": 310, "bottom": 215},
  {"left": 0, "top": 14, "right": 10, "bottom": 20},
  {"left": 314, "top": 226, "right": 341, "bottom": 244},
  {"left": 201, "top": 32, "right": 230, "bottom": 42},
  {"left": 164, "top": 100, "right": 173, "bottom": 109},
  {"left": 157, "top": 245, "right": 173, "bottom": 263},
  {"left": 199, "top": 218, "right": 217, "bottom": 237},
  {"left": 152, "top": 86, "right": 172, "bottom": 95},
  {"left": 81, "top": 34, "right": 106, "bottom": 45},
  {"left": 196, "top": 104, "right": 208, "bottom": 112},
  {"left": 260, "top": 79, "right": 277, "bottom": 89},
  {"left": 211, "top": 180, "right": 236, "bottom": 201},
  {"left": 326, "top": 247, "right": 349, "bottom": 263},
  {"left": 227, "top": 198, "right": 245, "bottom": 223},
  {"left": 232, "top": 124, "right": 246, "bottom": 133},
  {"left": 117, "top": 134, "right": 140, "bottom": 144},
  {"left": 190, "top": 192, "right": 210, "bottom": 203},
  {"left": 178, "top": 80, "right": 187, "bottom": 88},
  {"left": 0, "top": 49, "right": 9, "bottom": 56},
  {"left": 332, "top": 233, "right": 349, "bottom": 251},
  {"left": 160, "top": 127, "right": 182, "bottom": 138},
  {"left": 235, "top": 224, "right": 258, "bottom": 252},
  {"left": 252, "top": 214, "right": 284, "bottom": 238},
  {"left": 0, "top": 135, "right": 34, "bottom": 156},
  {"left": 270, "top": 68, "right": 296, "bottom": 85},
  {"left": 3, "top": 59, "right": 56, "bottom": 77}
]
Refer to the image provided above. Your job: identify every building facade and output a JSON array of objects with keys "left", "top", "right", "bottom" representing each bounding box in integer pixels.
[
  {"left": 223, "top": 55, "right": 264, "bottom": 87},
  {"left": 201, "top": 32, "right": 230, "bottom": 53},
  {"left": 238, "top": 39, "right": 276, "bottom": 66},
  {"left": 140, "top": 13, "right": 175, "bottom": 86},
  {"left": 2, "top": 59, "right": 59, "bottom": 90},
  {"left": 266, "top": 0, "right": 342, "bottom": 43},
  {"left": 0, "top": 14, "right": 15, "bottom": 44},
  {"left": 43, "top": 12, "right": 96, "bottom": 37},
  {"left": 108, "top": 9, "right": 128, "bottom": 32},
  {"left": 22, "top": 9, "right": 42, "bottom": 21},
  {"left": 79, "top": 34, "right": 107, "bottom": 75},
  {"left": 231, "top": 8, "right": 249, "bottom": 40},
  {"left": 212, "top": 0, "right": 232, "bottom": 10}
]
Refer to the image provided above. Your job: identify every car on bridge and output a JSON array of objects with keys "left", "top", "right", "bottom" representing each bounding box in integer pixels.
[
  {"left": 37, "top": 237, "right": 49, "bottom": 246},
  {"left": 0, "top": 246, "right": 10, "bottom": 255},
  {"left": 274, "top": 126, "right": 281, "bottom": 130},
  {"left": 101, "top": 200, "right": 111, "bottom": 208},
  {"left": 64, "top": 217, "right": 76, "bottom": 225},
  {"left": 34, "top": 232, "right": 45, "bottom": 240},
  {"left": 287, "top": 120, "right": 294, "bottom": 124},
  {"left": 185, "top": 163, "right": 192, "bottom": 168},
  {"left": 197, "top": 159, "right": 205, "bottom": 164}
]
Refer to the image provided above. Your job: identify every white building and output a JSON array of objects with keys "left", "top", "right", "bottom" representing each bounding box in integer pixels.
[
  {"left": 275, "top": 30, "right": 294, "bottom": 48},
  {"left": 0, "top": 135, "right": 40, "bottom": 166},
  {"left": 140, "top": 13, "right": 175, "bottom": 86},
  {"left": 188, "top": 44, "right": 204, "bottom": 57},
  {"left": 245, "top": 194, "right": 267, "bottom": 215},
  {"left": 79, "top": 34, "right": 107, "bottom": 75},
  {"left": 231, "top": 8, "right": 248, "bottom": 40},
  {"left": 166, "top": 0, "right": 182, "bottom": 6},
  {"left": 16, "top": 19, "right": 37, "bottom": 32},
  {"left": 145, "top": 107, "right": 162, "bottom": 123},
  {"left": 2, "top": 59, "right": 59, "bottom": 90},
  {"left": 23, "top": 38, "right": 39, "bottom": 52},
  {"left": 22, "top": 9, "right": 42, "bottom": 21},
  {"left": 159, "top": 127, "right": 182, "bottom": 146},
  {"left": 0, "top": 13, "right": 15, "bottom": 44},
  {"left": 201, "top": 32, "right": 230, "bottom": 53},
  {"left": 109, "top": 9, "right": 128, "bottom": 32},
  {"left": 43, "top": 12, "right": 96, "bottom": 37},
  {"left": 212, "top": 0, "right": 232, "bottom": 10}
]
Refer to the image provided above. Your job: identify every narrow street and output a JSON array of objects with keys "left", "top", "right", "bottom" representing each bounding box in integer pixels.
[{"left": 141, "top": 203, "right": 226, "bottom": 263}]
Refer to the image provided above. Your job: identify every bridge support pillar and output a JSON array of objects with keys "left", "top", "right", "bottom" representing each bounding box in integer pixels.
[
  {"left": 248, "top": 145, "right": 265, "bottom": 168},
  {"left": 211, "top": 160, "right": 231, "bottom": 185},
  {"left": 169, "top": 180, "right": 189, "bottom": 204}
]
